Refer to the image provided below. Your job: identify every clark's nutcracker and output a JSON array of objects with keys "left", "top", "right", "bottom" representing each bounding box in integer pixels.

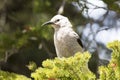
[{"left": 42, "top": 15, "right": 83, "bottom": 57}]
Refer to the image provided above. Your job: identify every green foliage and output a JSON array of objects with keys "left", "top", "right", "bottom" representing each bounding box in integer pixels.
[
  {"left": 99, "top": 41, "right": 120, "bottom": 80},
  {"left": 0, "top": 30, "right": 31, "bottom": 60},
  {"left": 27, "top": 61, "right": 37, "bottom": 71},
  {"left": 31, "top": 52, "right": 95, "bottom": 80},
  {"left": 0, "top": 33, "right": 15, "bottom": 59},
  {"left": 0, "top": 40, "right": 120, "bottom": 80},
  {"left": 0, "top": 70, "right": 31, "bottom": 80},
  {"left": 0, "top": 0, "right": 120, "bottom": 79},
  {"left": 31, "top": 41, "right": 120, "bottom": 80},
  {"left": 103, "top": 0, "right": 120, "bottom": 13}
]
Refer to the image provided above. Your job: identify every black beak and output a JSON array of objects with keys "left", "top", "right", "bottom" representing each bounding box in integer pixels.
[{"left": 41, "top": 21, "right": 54, "bottom": 26}]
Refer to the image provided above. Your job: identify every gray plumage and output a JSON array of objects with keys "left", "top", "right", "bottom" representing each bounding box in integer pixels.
[{"left": 42, "top": 15, "right": 83, "bottom": 57}]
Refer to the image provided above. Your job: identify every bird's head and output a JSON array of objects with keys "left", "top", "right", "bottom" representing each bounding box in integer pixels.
[{"left": 42, "top": 15, "right": 72, "bottom": 29}]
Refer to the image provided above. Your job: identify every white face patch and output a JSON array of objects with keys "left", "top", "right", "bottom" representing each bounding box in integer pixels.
[{"left": 50, "top": 15, "right": 72, "bottom": 28}]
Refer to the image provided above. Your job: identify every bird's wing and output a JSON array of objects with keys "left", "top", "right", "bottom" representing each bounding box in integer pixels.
[
  {"left": 70, "top": 31, "right": 83, "bottom": 48},
  {"left": 77, "top": 38, "right": 83, "bottom": 48}
]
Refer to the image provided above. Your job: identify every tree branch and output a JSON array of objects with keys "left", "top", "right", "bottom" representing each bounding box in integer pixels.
[{"left": 57, "top": 0, "right": 66, "bottom": 14}]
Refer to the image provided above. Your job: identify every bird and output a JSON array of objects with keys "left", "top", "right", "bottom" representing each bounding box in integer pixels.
[{"left": 42, "top": 15, "right": 83, "bottom": 58}]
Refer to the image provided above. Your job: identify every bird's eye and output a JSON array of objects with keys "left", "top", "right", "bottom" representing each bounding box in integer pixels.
[{"left": 55, "top": 19, "right": 60, "bottom": 23}]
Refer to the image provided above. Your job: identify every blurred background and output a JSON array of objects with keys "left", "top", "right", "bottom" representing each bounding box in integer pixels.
[{"left": 0, "top": 0, "right": 120, "bottom": 77}]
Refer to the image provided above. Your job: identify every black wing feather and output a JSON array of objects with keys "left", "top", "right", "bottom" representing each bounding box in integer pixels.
[{"left": 77, "top": 38, "right": 83, "bottom": 48}]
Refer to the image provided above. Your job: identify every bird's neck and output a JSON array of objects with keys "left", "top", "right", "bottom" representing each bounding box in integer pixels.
[
  {"left": 54, "top": 26, "right": 73, "bottom": 40},
  {"left": 54, "top": 25, "right": 72, "bottom": 31},
  {"left": 54, "top": 27, "right": 60, "bottom": 31}
]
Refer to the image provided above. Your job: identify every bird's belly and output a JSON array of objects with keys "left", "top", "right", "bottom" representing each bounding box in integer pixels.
[{"left": 54, "top": 39, "right": 82, "bottom": 57}]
